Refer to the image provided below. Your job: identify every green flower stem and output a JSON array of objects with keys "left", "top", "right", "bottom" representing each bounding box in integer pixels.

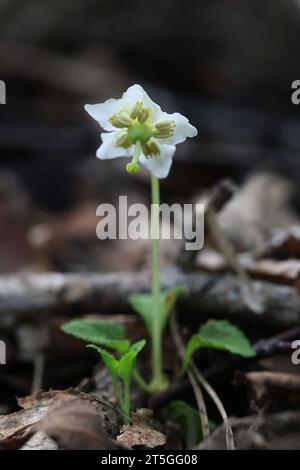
[
  {"left": 150, "top": 175, "right": 168, "bottom": 392},
  {"left": 122, "top": 380, "right": 131, "bottom": 424}
]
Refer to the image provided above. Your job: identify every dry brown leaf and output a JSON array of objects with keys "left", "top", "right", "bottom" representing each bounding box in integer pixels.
[
  {"left": 117, "top": 408, "right": 166, "bottom": 449},
  {"left": 36, "top": 395, "right": 121, "bottom": 450},
  {"left": 0, "top": 388, "right": 120, "bottom": 449},
  {"left": 0, "top": 391, "right": 55, "bottom": 448},
  {"left": 0, "top": 406, "right": 47, "bottom": 449},
  {"left": 20, "top": 431, "right": 58, "bottom": 450}
]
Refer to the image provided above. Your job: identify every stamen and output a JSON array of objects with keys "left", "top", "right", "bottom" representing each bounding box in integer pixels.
[
  {"left": 143, "top": 140, "right": 160, "bottom": 158},
  {"left": 138, "top": 108, "right": 150, "bottom": 124},
  {"left": 149, "top": 140, "right": 160, "bottom": 156},
  {"left": 130, "top": 101, "right": 143, "bottom": 119},
  {"left": 109, "top": 110, "right": 132, "bottom": 128},
  {"left": 116, "top": 132, "right": 132, "bottom": 148},
  {"left": 155, "top": 120, "right": 175, "bottom": 131},
  {"left": 143, "top": 142, "right": 151, "bottom": 157},
  {"left": 154, "top": 120, "right": 175, "bottom": 138}
]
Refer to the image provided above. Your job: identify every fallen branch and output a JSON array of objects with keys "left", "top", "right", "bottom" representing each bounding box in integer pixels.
[{"left": 0, "top": 269, "right": 299, "bottom": 329}]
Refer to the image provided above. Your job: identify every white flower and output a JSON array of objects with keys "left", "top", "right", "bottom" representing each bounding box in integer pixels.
[{"left": 84, "top": 84, "right": 197, "bottom": 179}]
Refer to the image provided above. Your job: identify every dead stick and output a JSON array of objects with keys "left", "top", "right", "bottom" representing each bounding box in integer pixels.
[
  {"left": 170, "top": 314, "right": 235, "bottom": 450},
  {"left": 190, "top": 362, "right": 235, "bottom": 450},
  {"left": 169, "top": 314, "right": 210, "bottom": 441},
  {"left": 0, "top": 269, "right": 300, "bottom": 329}
]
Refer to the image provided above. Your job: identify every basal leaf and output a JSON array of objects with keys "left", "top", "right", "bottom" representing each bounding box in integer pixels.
[
  {"left": 61, "top": 319, "right": 129, "bottom": 353},
  {"left": 130, "top": 339, "right": 146, "bottom": 354},
  {"left": 117, "top": 351, "right": 138, "bottom": 383},
  {"left": 160, "top": 400, "right": 202, "bottom": 448},
  {"left": 87, "top": 345, "right": 118, "bottom": 378},
  {"left": 182, "top": 319, "right": 255, "bottom": 373}
]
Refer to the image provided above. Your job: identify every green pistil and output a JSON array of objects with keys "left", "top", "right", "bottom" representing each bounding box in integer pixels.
[
  {"left": 110, "top": 104, "right": 176, "bottom": 159},
  {"left": 126, "top": 140, "right": 142, "bottom": 174},
  {"left": 127, "top": 122, "right": 153, "bottom": 145}
]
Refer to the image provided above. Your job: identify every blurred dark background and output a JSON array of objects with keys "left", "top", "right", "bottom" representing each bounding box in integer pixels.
[
  {"left": 0, "top": 0, "right": 300, "bottom": 273},
  {"left": 1, "top": 0, "right": 300, "bottom": 421}
]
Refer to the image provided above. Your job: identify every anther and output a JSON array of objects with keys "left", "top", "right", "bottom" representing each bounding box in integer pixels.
[
  {"left": 116, "top": 132, "right": 132, "bottom": 148},
  {"left": 138, "top": 108, "right": 150, "bottom": 124},
  {"left": 154, "top": 120, "right": 175, "bottom": 138},
  {"left": 130, "top": 101, "right": 143, "bottom": 119},
  {"left": 109, "top": 111, "right": 132, "bottom": 128}
]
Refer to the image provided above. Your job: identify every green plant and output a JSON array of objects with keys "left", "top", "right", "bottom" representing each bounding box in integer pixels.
[
  {"left": 129, "top": 285, "right": 184, "bottom": 392},
  {"left": 61, "top": 319, "right": 145, "bottom": 420},
  {"left": 160, "top": 400, "right": 216, "bottom": 448},
  {"left": 181, "top": 319, "right": 256, "bottom": 374},
  {"left": 85, "top": 84, "right": 198, "bottom": 393}
]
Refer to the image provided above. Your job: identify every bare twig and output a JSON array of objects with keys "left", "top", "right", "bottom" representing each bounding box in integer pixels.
[
  {"left": 253, "top": 325, "right": 300, "bottom": 357},
  {"left": 169, "top": 314, "right": 210, "bottom": 441},
  {"left": 190, "top": 362, "right": 235, "bottom": 450},
  {"left": 31, "top": 353, "right": 44, "bottom": 395},
  {"left": 170, "top": 314, "right": 235, "bottom": 450}
]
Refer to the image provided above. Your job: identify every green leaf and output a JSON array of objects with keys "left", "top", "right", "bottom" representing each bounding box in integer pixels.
[
  {"left": 117, "top": 351, "right": 137, "bottom": 383},
  {"left": 130, "top": 339, "right": 146, "bottom": 354},
  {"left": 87, "top": 339, "right": 146, "bottom": 384},
  {"left": 164, "top": 285, "right": 184, "bottom": 316},
  {"left": 160, "top": 400, "right": 202, "bottom": 448},
  {"left": 61, "top": 319, "right": 130, "bottom": 353},
  {"left": 128, "top": 293, "right": 159, "bottom": 334},
  {"left": 182, "top": 319, "right": 256, "bottom": 373},
  {"left": 129, "top": 285, "right": 184, "bottom": 334},
  {"left": 118, "top": 340, "right": 146, "bottom": 382},
  {"left": 87, "top": 345, "right": 118, "bottom": 378}
]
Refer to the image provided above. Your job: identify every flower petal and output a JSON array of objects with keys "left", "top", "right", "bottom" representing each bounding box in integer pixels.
[
  {"left": 122, "top": 84, "right": 163, "bottom": 121},
  {"left": 139, "top": 144, "right": 176, "bottom": 179},
  {"left": 85, "top": 99, "right": 123, "bottom": 131},
  {"left": 96, "top": 132, "right": 134, "bottom": 160},
  {"left": 155, "top": 112, "right": 198, "bottom": 145}
]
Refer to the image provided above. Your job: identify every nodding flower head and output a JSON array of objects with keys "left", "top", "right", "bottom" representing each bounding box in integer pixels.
[{"left": 84, "top": 84, "right": 198, "bottom": 179}]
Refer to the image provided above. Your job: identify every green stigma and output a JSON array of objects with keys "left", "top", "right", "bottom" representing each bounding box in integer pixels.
[
  {"left": 126, "top": 162, "right": 140, "bottom": 174},
  {"left": 126, "top": 139, "right": 142, "bottom": 175}
]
